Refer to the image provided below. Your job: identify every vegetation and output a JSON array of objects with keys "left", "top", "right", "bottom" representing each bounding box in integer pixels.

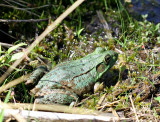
[{"left": 0, "top": 0, "right": 159, "bottom": 121}]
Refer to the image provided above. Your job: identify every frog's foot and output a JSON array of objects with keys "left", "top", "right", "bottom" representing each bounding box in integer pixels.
[
  {"left": 25, "top": 65, "right": 48, "bottom": 85},
  {"left": 30, "top": 87, "right": 41, "bottom": 94},
  {"left": 34, "top": 89, "right": 79, "bottom": 105}
]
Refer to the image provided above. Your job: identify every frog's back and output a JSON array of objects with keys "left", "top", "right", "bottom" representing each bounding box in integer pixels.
[
  {"left": 36, "top": 48, "right": 118, "bottom": 92},
  {"left": 37, "top": 52, "right": 105, "bottom": 88},
  {"left": 41, "top": 54, "right": 101, "bottom": 78}
]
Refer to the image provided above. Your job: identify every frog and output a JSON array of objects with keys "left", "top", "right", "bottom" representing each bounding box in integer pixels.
[{"left": 30, "top": 47, "right": 118, "bottom": 105}]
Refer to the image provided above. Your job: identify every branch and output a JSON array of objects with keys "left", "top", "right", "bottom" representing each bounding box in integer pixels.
[
  {"left": 0, "top": 109, "right": 131, "bottom": 122},
  {"left": 0, "top": 4, "right": 40, "bottom": 17},
  {"left": 0, "top": 29, "right": 17, "bottom": 40},
  {"left": 0, "top": 19, "right": 48, "bottom": 23},
  {"left": 0, "top": 103, "right": 132, "bottom": 121},
  {"left": 0, "top": 74, "right": 30, "bottom": 94}
]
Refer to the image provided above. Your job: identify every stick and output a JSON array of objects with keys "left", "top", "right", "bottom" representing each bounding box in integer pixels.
[
  {"left": 0, "top": 103, "right": 132, "bottom": 121},
  {"left": 0, "top": 102, "right": 26, "bottom": 122},
  {"left": 0, "top": 74, "right": 30, "bottom": 94},
  {"left": 0, "top": 109, "right": 131, "bottom": 122},
  {"left": 129, "top": 95, "right": 139, "bottom": 122},
  {"left": 0, "top": 19, "right": 48, "bottom": 23}
]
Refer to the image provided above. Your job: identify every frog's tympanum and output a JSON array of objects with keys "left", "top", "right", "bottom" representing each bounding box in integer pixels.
[{"left": 31, "top": 47, "right": 118, "bottom": 105}]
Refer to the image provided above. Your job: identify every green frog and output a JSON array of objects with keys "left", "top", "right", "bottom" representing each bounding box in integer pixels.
[{"left": 30, "top": 47, "right": 118, "bottom": 105}]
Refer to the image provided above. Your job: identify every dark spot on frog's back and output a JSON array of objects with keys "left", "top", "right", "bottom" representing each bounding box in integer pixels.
[
  {"left": 46, "top": 72, "right": 56, "bottom": 78},
  {"left": 70, "top": 80, "right": 76, "bottom": 88},
  {"left": 77, "top": 79, "right": 81, "bottom": 83},
  {"left": 81, "top": 68, "right": 84, "bottom": 71},
  {"left": 60, "top": 80, "right": 76, "bottom": 88},
  {"left": 60, "top": 80, "right": 68, "bottom": 86}
]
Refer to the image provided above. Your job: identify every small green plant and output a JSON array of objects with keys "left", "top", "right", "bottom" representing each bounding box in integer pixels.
[
  {"left": 0, "top": 43, "right": 27, "bottom": 65},
  {"left": 0, "top": 89, "right": 11, "bottom": 122},
  {"left": 76, "top": 28, "right": 84, "bottom": 38},
  {"left": 154, "top": 96, "right": 160, "bottom": 103}
]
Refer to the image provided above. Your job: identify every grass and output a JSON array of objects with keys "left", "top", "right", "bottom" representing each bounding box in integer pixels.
[
  {"left": 0, "top": 89, "right": 11, "bottom": 122},
  {"left": 0, "top": 0, "right": 160, "bottom": 121}
]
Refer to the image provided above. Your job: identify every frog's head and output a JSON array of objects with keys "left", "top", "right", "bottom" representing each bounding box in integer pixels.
[{"left": 94, "top": 47, "right": 118, "bottom": 81}]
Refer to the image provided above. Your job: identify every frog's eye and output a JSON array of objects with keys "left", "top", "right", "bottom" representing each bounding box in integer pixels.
[{"left": 104, "top": 54, "right": 111, "bottom": 64}]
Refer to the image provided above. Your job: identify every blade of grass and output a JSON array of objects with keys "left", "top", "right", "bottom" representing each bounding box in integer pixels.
[{"left": 0, "top": 44, "right": 1, "bottom": 56}]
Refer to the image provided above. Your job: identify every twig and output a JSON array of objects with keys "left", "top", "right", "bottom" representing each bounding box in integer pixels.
[
  {"left": 0, "top": 4, "right": 40, "bottom": 17},
  {"left": 16, "top": 0, "right": 29, "bottom": 5},
  {"left": 0, "top": 74, "right": 30, "bottom": 94},
  {"left": 0, "top": 18, "right": 48, "bottom": 23},
  {"left": 0, "top": 42, "right": 25, "bottom": 49},
  {"left": 110, "top": 107, "right": 120, "bottom": 121},
  {"left": 97, "top": 100, "right": 121, "bottom": 110},
  {"left": 0, "top": 29, "right": 17, "bottom": 40},
  {"left": 0, "top": 102, "right": 26, "bottom": 122},
  {"left": 3, "top": 103, "right": 103, "bottom": 115},
  {"left": 0, "top": 108, "right": 131, "bottom": 121},
  {"left": 96, "top": 10, "right": 112, "bottom": 39},
  {"left": 0, "top": 0, "right": 85, "bottom": 85},
  {"left": 0, "top": 3, "right": 52, "bottom": 10},
  {"left": 97, "top": 93, "right": 107, "bottom": 107},
  {"left": 6, "top": 0, "right": 27, "bottom": 8},
  {"left": 20, "top": 5, "right": 52, "bottom": 10},
  {"left": 129, "top": 95, "right": 139, "bottom": 122},
  {"left": 0, "top": 42, "right": 15, "bottom": 48},
  {"left": 1, "top": 103, "right": 132, "bottom": 121}
]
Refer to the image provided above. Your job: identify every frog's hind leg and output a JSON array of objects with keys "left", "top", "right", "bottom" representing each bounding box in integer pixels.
[{"left": 34, "top": 89, "right": 79, "bottom": 105}]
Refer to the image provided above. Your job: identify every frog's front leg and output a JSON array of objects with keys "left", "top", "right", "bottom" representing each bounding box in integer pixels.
[
  {"left": 33, "top": 89, "right": 79, "bottom": 105},
  {"left": 26, "top": 65, "right": 48, "bottom": 85}
]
